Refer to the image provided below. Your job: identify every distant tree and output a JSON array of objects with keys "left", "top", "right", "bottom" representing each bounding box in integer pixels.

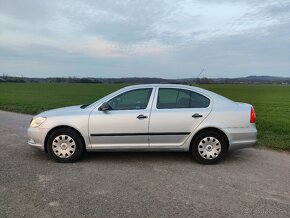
[{"left": 196, "top": 77, "right": 213, "bottom": 84}]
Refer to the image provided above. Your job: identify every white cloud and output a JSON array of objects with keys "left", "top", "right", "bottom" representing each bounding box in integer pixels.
[{"left": 0, "top": 0, "right": 289, "bottom": 78}]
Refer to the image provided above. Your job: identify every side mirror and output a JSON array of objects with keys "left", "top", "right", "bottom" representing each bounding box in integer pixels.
[{"left": 98, "top": 102, "right": 111, "bottom": 111}]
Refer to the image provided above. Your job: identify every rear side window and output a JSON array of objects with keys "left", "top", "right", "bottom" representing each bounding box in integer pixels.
[
  {"left": 157, "top": 88, "right": 210, "bottom": 109},
  {"left": 190, "top": 91, "right": 210, "bottom": 108}
]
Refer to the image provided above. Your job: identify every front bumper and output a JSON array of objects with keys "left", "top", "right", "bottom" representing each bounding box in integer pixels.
[{"left": 27, "top": 127, "right": 48, "bottom": 151}]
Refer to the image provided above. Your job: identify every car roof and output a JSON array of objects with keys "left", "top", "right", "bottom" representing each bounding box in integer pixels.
[
  {"left": 124, "top": 83, "right": 194, "bottom": 89},
  {"left": 123, "top": 84, "right": 209, "bottom": 95}
]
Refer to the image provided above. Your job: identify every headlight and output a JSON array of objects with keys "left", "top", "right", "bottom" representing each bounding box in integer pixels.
[{"left": 30, "top": 117, "right": 47, "bottom": 128}]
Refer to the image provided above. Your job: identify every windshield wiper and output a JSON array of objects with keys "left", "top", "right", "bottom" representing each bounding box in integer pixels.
[{"left": 80, "top": 104, "right": 90, "bottom": 109}]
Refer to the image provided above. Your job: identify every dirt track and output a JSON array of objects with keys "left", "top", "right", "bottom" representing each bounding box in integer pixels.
[{"left": 0, "top": 110, "right": 289, "bottom": 217}]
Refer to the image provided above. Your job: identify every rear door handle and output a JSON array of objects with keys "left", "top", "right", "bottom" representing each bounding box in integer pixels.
[
  {"left": 192, "top": 113, "right": 203, "bottom": 118},
  {"left": 137, "top": 114, "right": 148, "bottom": 119}
]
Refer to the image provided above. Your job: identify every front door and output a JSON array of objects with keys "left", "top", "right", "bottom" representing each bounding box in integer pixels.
[{"left": 89, "top": 88, "right": 154, "bottom": 148}]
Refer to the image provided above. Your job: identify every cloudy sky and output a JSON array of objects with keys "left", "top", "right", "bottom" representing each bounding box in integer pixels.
[{"left": 0, "top": 0, "right": 290, "bottom": 78}]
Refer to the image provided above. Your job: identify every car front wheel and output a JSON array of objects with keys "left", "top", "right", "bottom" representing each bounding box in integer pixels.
[
  {"left": 47, "top": 128, "right": 85, "bottom": 163},
  {"left": 191, "top": 130, "right": 227, "bottom": 164}
]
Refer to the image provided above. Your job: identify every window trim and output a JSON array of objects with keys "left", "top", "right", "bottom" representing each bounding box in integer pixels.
[{"left": 156, "top": 88, "right": 211, "bottom": 109}]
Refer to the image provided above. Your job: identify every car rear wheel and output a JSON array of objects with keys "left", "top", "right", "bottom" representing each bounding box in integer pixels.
[
  {"left": 47, "top": 128, "right": 84, "bottom": 163},
  {"left": 191, "top": 130, "right": 227, "bottom": 164}
]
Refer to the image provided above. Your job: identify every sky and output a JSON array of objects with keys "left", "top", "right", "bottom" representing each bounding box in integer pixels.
[{"left": 0, "top": 0, "right": 290, "bottom": 78}]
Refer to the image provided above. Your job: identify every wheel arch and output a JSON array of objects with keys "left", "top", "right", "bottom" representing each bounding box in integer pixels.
[
  {"left": 190, "top": 127, "right": 229, "bottom": 151},
  {"left": 44, "top": 125, "right": 86, "bottom": 153}
]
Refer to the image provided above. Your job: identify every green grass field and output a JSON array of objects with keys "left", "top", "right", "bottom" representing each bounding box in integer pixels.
[{"left": 0, "top": 83, "right": 289, "bottom": 150}]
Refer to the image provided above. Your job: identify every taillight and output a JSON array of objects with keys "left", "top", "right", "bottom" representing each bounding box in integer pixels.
[{"left": 250, "top": 107, "right": 256, "bottom": 123}]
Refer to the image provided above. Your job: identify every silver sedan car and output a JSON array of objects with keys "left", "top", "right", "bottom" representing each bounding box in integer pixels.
[{"left": 27, "top": 84, "right": 257, "bottom": 164}]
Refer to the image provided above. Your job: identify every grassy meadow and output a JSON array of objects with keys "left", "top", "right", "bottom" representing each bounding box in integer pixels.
[
  {"left": 0, "top": 83, "right": 289, "bottom": 150},
  {"left": 0, "top": 83, "right": 127, "bottom": 114}
]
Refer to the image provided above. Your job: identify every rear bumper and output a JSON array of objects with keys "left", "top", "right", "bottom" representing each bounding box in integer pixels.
[
  {"left": 224, "top": 124, "right": 257, "bottom": 150},
  {"left": 27, "top": 127, "right": 48, "bottom": 151}
]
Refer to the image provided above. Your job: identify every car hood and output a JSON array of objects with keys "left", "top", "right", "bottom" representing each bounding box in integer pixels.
[{"left": 37, "top": 105, "right": 85, "bottom": 117}]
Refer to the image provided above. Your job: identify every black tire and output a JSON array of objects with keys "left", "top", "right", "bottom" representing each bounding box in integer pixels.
[
  {"left": 47, "top": 128, "right": 85, "bottom": 163},
  {"left": 190, "top": 130, "right": 227, "bottom": 164}
]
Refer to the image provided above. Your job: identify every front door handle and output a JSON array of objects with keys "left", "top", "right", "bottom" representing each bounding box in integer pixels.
[
  {"left": 137, "top": 114, "right": 148, "bottom": 119},
  {"left": 192, "top": 113, "right": 203, "bottom": 118}
]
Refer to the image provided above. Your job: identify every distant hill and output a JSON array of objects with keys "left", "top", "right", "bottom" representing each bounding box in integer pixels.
[
  {"left": 212, "top": 75, "right": 290, "bottom": 84},
  {"left": 0, "top": 75, "right": 289, "bottom": 84},
  {"left": 235, "top": 76, "right": 290, "bottom": 82}
]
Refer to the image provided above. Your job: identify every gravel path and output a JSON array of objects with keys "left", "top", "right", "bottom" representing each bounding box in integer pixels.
[{"left": 0, "top": 110, "right": 289, "bottom": 217}]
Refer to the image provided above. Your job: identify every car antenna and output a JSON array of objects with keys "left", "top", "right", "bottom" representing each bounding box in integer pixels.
[
  {"left": 196, "top": 68, "right": 205, "bottom": 78},
  {"left": 190, "top": 68, "right": 205, "bottom": 85}
]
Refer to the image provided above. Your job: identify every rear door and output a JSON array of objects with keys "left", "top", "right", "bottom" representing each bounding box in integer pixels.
[{"left": 149, "top": 88, "right": 212, "bottom": 147}]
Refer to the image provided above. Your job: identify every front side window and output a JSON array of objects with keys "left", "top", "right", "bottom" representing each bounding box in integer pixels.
[
  {"left": 108, "top": 88, "right": 152, "bottom": 110},
  {"left": 157, "top": 88, "right": 210, "bottom": 109}
]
